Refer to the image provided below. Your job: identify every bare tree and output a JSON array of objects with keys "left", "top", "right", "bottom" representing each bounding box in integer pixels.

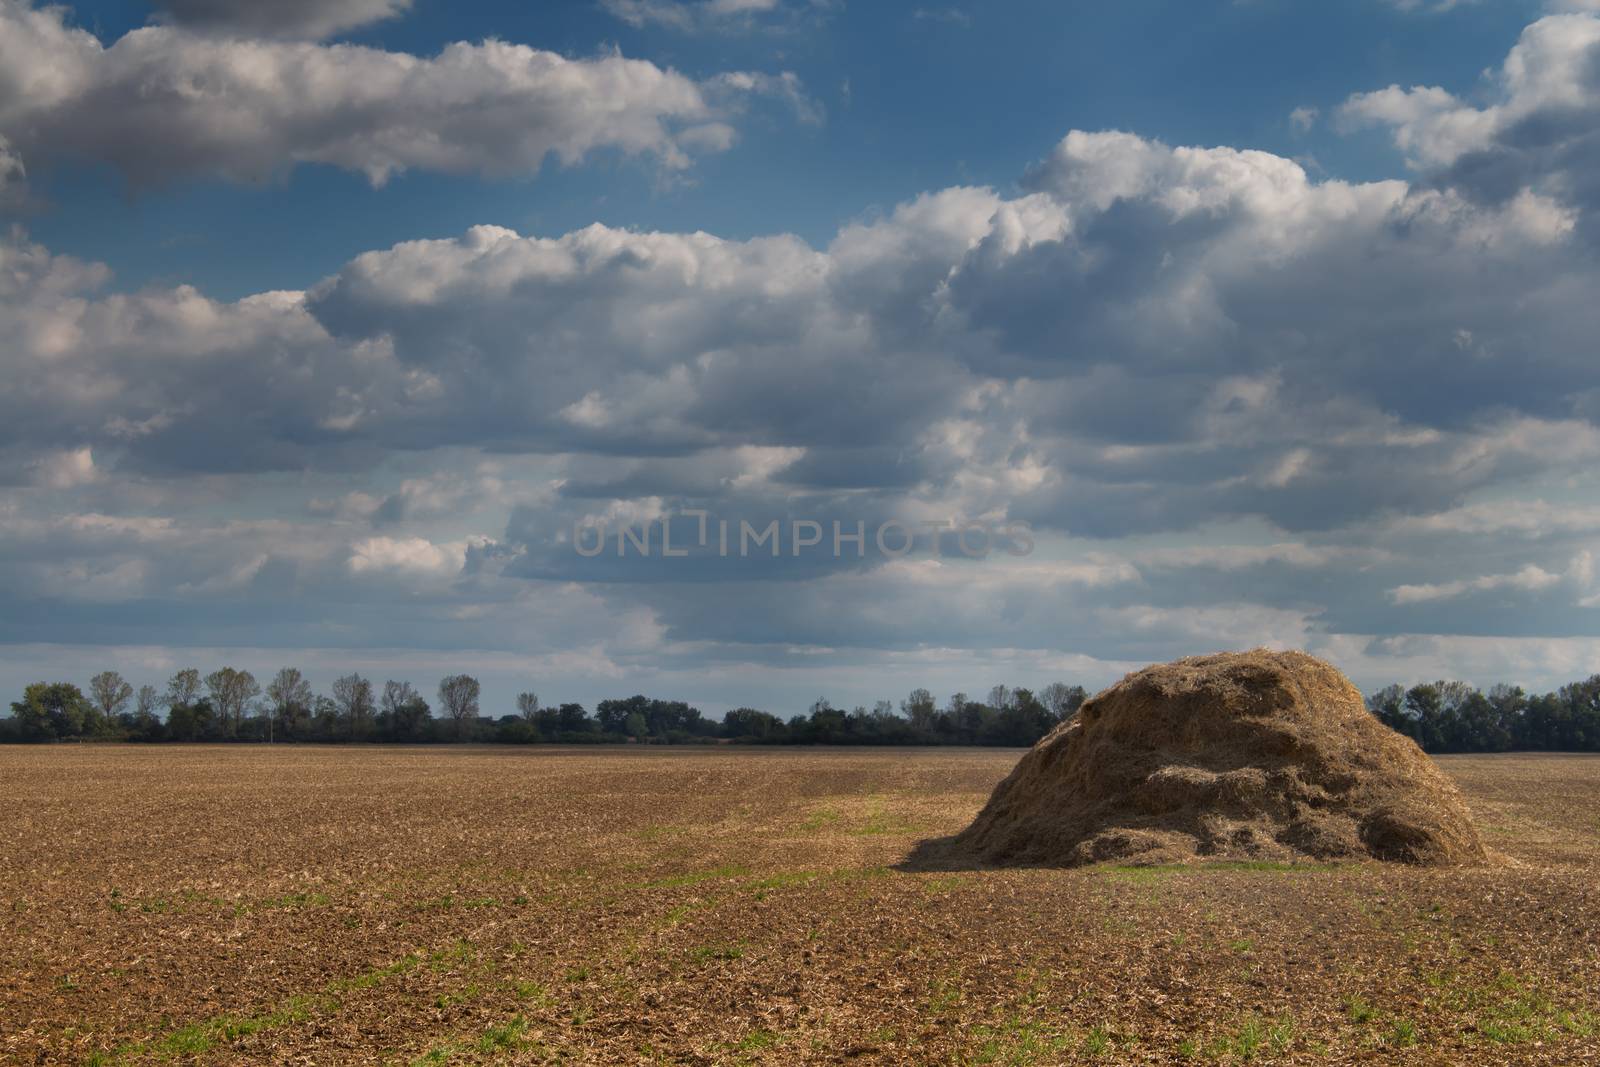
[
  {"left": 205, "top": 667, "right": 261, "bottom": 737},
  {"left": 332, "top": 673, "right": 375, "bottom": 739},
  {"left": 516, "top": 691, "right": 540, "bottom": 723},
  {"left": 987, "top": 684, "right": 1014, "bottom": 711},
  {"left": 165, "top": 668, "right": 202, "bottom": 711},
  {"left": 382, "top": 680, "right": 417, "bottom": 719},
  {"left": 135, "top": 685, "right": 160, "bottom": 720},
  {"left": 88, "top": 670, "right": 134, "bottom": 720},
  {"left": 438, "top": 674, "right": 480, "bottom": 740},
  {"left": 381, "top": 681, "right": 429, "bottom": 740},
  {"left": 266, "top": 667, "right": 314, "bottom": 743},
  {"left": 1040, "top": 682, "right": 1087, "bottom": 720}
]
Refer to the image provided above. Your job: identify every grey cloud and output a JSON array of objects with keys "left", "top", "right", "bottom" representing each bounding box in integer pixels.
[
  {"left": 154, "top": 0, "right": 412, "bottom": 39},
  {"left": 6, "top": 10, "right": 1600, "bottom": 690},
  {"left": 1341, "top": 13, "right": 1600, "bottom": 231},
  {"left": 600, "top": 0, "right": 826, "bottom": 34},
  {"left": 0, "top": 0, "right": 804, "bottom": 187},
  {"left": 7, "top": 111, "right": 1600, "bottom": 540}
]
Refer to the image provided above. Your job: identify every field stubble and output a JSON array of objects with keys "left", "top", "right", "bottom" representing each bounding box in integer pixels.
[{"left": 1, "top": 746, "right": 1598, "bottom": 1065}]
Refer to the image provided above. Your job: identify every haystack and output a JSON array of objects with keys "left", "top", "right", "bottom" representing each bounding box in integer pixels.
[{"left": 924, "top": 650, "right": 1488, "bottom": 868}]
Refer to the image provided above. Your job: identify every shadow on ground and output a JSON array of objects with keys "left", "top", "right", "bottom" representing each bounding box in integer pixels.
[{"left": 894, "top": 835, "right": 990, "bottom": 872}]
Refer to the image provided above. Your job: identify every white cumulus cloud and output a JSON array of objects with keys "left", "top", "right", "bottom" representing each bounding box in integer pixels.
[{"left": 0, "top": 0, "right": 808, "bottom": 187}]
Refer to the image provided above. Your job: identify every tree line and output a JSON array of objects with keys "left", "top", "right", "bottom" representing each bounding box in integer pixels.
[
  {"left": 1, "top": 669, "right": 1088, "bottom": 747},
  {"left": 1366, "top": 678, "right": 1600, "bottom": 753},
  {"left": 7, "top": 667, "right": 1600, "bottom": 752}
]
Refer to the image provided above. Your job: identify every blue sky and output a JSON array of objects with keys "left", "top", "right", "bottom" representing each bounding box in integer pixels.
[
  {"left": 3, "top": 0, "right": 1600, "bottom": 718},
  {"left": 26, "top": 0, "right": 1548, "bottom": 298}
]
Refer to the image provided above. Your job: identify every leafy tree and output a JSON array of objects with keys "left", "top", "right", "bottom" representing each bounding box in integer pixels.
[
  {"left": 1521, "top": 691, "right": 1565, "bottom": 750},
  {"left": 996, "top": 688, "right": 1056, "bottom": 745},
  {"left": 595, "top": 696, "right": 703, "bottom": 740},
  {"left": 595, "top": 697, "right": 632, "bottom": 734},
  {"left": 1452, "top": 690, "right": 1512, "bottom": 752},
  {"left": 954, "top": 696, "right": 990, "bottom": 743},
  {"left": 166, "top": 697, "right": 215, "bottom": 742},
  {"left": 806, "top": 699, "right": 849, "bottom": 743},
  {"left": 532, "top": 704, "right": 562, "bottom": 736},
  {"left": 88, "top": 671, "right": 134, "bottom": 721},
  {"left": 396, "top": 695, "right": 432, "bottom": 741},
  {"left": 1488, "top": 684, "right": 1527, "bottom": 746},
  {"left": 10, "top": 682, "right": 93, "bottom": 740},
  {"left": 1559, "top": 676, "right": 1600, "bottom": 749},
  {"left": 25, "top": 664, "right": 1600, "bottom": 752},
  {"left": 438, "top": 674, "right": 480, "bottom": 740},
  {"left": 496, "top": 714, "right": 536, "bottom": 743},
  {"left": 558, "top": 703, "right": 593, "bottom": 734},
  {"left": 1403, "top": 684, "right": 1445, "bottom": 751},
  {"left": 722, "top": 707, "right": 784, "bottom": 741}
]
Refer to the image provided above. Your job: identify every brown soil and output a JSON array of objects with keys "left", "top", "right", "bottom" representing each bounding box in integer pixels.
[
  {"left": 3, "top": 745, "right": 1596, "bottom": 1065},
  {"left": 924, "top": 649, "right": 1490, "bottom": 868}
]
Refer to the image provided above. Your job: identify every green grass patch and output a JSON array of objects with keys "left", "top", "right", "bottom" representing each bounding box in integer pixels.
[
  {"left": 746, "top": 871, "right": 817, "bottom": 894},
  {"left": 1388, "top": 1017, "right": 1418, "bottom": 1047},
  {"left": 511, "top": 979, "right": 551, "bottom": 1005},
  {"left": 476, "top": 1015, "right": 529, "bottom": 1053},
  {"left": 1418, "top": 970, "right": 1595, "bottom": 1046},
  {"left": 434, "top": 982, "right": 480, "bottom": 1010},
  {"left": 687, "top": 941, "right": 747, "bottom": 964},
  {"left": 921, "top": 875, "right": 967, "bottom": 893},
  {"left": 1343, "top": 995, "right": 1377, "bottom": 1024},
  {"left": 646, "top": 865, "right": 751, "bottom": 889},
  {"left": 737, "top": 1028, "right": 781, "bottom": 1052},
  {"left": 925, "top": 980, "right": 961, "bottom": 1016},
  {"left": 1474, "top": 981, "right": 1597, "bottom": 1044},
  {"left": 254, "top": 891, "right": 331, "bottom": 910},
  {"left": 405, "top": 1015, "right": 538, "bottom": 1066},
  {"left": 335, "top": 952, "right": 422, "bottom": 992},
  {"left": 1185, "top": 1015, "right": 1295, "bottom": 1061},
  {"left": 634, "top": 824, "right": 689, "bottom": 841},
  {"left": 799, "top": 807, "right": 842, "bottom": 831},
  {"left": 965, "top": 1015, "right": 1072, "bottom": 1064},
  {"left": 661, "top": 897, "right": 721, "bottom": 925},
  {"left": 94, "top": 940, "right": 475, "bottom": 1064},
  {"left": 1080, "top": 1025, "right": 1112, "bottom": 1055},
  {"left": 852, "top": 811, "right": 921, "bottom": 836},
  {"left": 139, "top": 994, "right": 322, "bottom": 1059}
]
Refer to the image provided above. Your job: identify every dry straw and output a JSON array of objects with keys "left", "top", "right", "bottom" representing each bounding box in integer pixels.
[{"left": 919, "top": 649, "right": 1490, "bottom": 868}]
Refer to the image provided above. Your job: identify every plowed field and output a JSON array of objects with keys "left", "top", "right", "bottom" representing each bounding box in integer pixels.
[{"left": 2, "top": 747, "right": 1597, "bottom": 1064}]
